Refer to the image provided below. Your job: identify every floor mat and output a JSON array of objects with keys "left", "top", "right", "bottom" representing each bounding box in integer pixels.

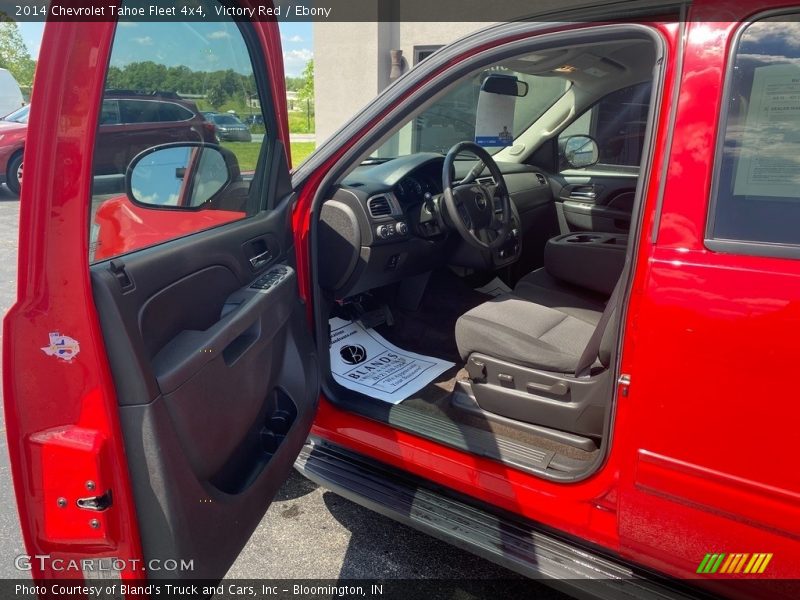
[{"left": 329, "top": 317, "right": 455, "bottom": 404}]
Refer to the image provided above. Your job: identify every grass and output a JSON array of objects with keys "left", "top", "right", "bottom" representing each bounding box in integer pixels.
[
  {"left": 221, "top": 141, "right": 316, "bottom": 171},
  {"left": 220, "top": 142, "right": 261, "bottom": 171},
  {"left": 290, "top": 142, "right": 316, "bottom": 166},
  {"left": 288, "top": 111, "right": 315, "bottom": 134}
]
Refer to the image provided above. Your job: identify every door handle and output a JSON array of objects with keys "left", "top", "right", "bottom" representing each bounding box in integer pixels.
[{"left": 249, "top": 249, "right": 272, "bottom": 269}]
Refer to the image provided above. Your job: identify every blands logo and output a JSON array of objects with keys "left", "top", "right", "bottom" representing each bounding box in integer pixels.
[{"left": 696, "top": 553, "right": 773, "bottom": 575}]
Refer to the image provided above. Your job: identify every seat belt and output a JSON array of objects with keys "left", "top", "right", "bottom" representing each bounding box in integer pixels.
[{"left": 574, "top": 275, "right": 623, "bottom": 378}]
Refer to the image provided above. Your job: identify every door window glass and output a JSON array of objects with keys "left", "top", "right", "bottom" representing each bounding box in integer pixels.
[
  {"left": 372, "top": 66, "right": 570, "bottom": 157},
  {"left": 560, "top": 82, "right": 652, "bottom": 169},
  {"left": 709, "top": 16, "right": 800, "bottom": 249},
  {"left": 89, "top": 2, "right": 271, "bottom": 263}
]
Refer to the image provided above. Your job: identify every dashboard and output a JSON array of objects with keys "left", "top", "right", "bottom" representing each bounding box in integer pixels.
[{"left": 317, "top": 153, "right": 552, "bottom": 299}]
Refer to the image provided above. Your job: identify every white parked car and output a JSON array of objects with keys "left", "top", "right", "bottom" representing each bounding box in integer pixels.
[{"left": 0, "top": 69, "right": 24, "bottom": 118}]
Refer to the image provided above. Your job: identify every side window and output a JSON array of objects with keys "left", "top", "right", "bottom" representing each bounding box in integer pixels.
[
  {"left": 90, "top": 2, "right": 271, "bottom": 263},
  {"left": 99, "top": 100, "right": 121, "bottom": 125},
  {"left": 708, "top": 16, "right": 800, "bottom": 250},
  {"left": 118, "top": 100, "right": 160, "bottom": 124},
  {"left": 559, "top": 82, "right": 652, "bottom": 170},
  {"left": 158, "top": 102, "right": 194, "bottom": 123}
]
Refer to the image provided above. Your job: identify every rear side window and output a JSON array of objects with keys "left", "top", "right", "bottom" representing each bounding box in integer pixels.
[
  {"left": 118, "top": 100, "right": 161, "bottom": 124},
  {"left": 100, "top": 100, "right": 121, "bottom": 125},
  {"left": 158, "top": 102, "right": 195, "bottom": 123},
  {"left": 708, "top": 16, "right": 800, "bottom": 251}
]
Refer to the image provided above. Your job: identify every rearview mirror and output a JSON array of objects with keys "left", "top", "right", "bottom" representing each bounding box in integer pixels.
[
  {"left": 561, "top": 135, "right": 599, "bottom": 169},
  {"left": 481, "top": 74, "right": 529, "bottom": 97},
  {"left": 126, "top": 143, "right": 237, "bottom": 209}
]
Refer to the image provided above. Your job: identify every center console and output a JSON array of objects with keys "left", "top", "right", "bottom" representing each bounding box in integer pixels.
[{"left": 544, "top": 232, "right": 627, "bottom": 296}]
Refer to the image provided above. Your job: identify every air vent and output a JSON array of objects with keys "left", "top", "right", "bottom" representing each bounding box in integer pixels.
[
  {"left": 535, "top": 173, "right": 547, "bottom": 186},
  {"left": 476, "top": 176, "right": 496, "bottom": 186},
  {"left": 367, "top": 196, "right": 392, "bottom": 218}
]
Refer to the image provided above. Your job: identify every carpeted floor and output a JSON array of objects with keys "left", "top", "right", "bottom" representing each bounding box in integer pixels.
[{"left": 373, "top": 271, "right": 598, "bottom": 463}]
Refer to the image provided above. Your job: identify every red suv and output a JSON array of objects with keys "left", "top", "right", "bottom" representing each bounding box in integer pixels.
[
  {"left": 5, "top": 2, "right": 800, "bottom": 599},
  {"left": 95, "top": 90, "right": 217, "bottom": 175}
]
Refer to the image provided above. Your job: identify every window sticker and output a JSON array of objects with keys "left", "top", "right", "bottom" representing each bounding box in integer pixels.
[
  {"left": 475, "top": 91, "right": 515, "bottom": 147},
  {"left": 733, "top": 63, "right": 800, "bottom": 197}
]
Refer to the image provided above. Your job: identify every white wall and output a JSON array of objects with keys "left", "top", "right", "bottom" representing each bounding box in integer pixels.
[{"left": 314, "top": 21, "right": 486, "bottom": 144}]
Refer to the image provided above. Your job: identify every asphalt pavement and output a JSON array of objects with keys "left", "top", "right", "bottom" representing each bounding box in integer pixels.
[{"left": 0, "top": 183, "right": 566, "bottom": 598}]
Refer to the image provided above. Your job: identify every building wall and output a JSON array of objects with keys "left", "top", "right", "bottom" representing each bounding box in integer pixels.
[{"left": 314, "top": 21, "right": 486, "bottom": 144}]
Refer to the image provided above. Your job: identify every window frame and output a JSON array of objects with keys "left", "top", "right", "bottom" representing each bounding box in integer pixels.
[
  {"left": 705, "top": 10, "right": 800, "bottom": 260},
  {"left": 88, "top": 14, "right": 282, "bottom": 264}
]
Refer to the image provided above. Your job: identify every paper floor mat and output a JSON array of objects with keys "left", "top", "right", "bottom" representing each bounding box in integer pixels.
[{"left": 329, "top": 317, "right": 454, "bottom": 404}]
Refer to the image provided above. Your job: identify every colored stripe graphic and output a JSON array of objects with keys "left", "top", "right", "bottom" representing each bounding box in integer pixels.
[
  {"left": 711, "top": 553, "right": 773, "bottom": 575},
  {"left": 697, "top": 553, "right": 725, "bottom": 573},
  {"left": 758, "top": 554, "right": 773, "bottom": 573},
  {"left": 710, "top": 554, "right": 725, "bottom": 573},
  {"left": 719, "top": 554, "right": 735, "bottom": 573},
  {"left": 696, "top": 554, "right": 712, "bottom": 574}
]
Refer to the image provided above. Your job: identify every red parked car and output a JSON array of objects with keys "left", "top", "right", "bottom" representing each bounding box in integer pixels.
[
  {"left": 95, "top": 91, "right": 218, "bottom": 176},
  {"left": 5, "top": 1, "right": 800, "bottom": 599},
  {"left": 0, "top": 93, "right": 216, "bottom": 197},
  {"left": 0, "top": 104, "right": 28, "bottom": 194}
]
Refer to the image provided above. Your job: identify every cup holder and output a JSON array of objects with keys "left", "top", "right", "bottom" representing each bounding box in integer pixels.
[{"left": 566, "top": 234, "right": 602, "bottom": 243}]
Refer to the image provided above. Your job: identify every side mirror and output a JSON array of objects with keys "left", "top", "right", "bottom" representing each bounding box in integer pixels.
[
  {"left": 126, "top": 142, "right": 239, "bottom": 209},
  {"left": 560, "top": 135, "right": 599, "bottom": 169}
]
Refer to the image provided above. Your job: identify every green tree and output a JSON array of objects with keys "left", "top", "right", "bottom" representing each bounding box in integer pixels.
[
  {"left": 285, "top": 76, "right": 303, "bottom": 92},
  {"left": 0, "top": 21, "right": 36, "bottom": 87},
  {"left": 207, "top": 84, "right": 227, "bottom": 109},
  {"left": 297, "top": 59, "right": 314, "bottom": 106},
  {"left": 297, "top": 59, "right": 314, "bottom": 132}
]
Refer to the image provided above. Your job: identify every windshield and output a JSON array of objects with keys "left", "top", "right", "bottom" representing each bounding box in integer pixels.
[
  {"left": 372, "top": 68, "right": 570, "bottom": 159},
  {"left": 3, "top": 105, "right": 29, "bottom": 123},
  {"left": 212, "top": 115, "right": 241, "bottom": 125}
]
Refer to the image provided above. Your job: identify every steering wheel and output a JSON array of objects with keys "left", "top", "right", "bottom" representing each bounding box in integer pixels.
[{"left": 442, "top": 141, "right": 512, "bottom": 250}]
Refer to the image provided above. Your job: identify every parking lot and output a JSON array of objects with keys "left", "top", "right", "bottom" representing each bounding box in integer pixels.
[{"left": 0, "top": 184, "right": 567, "bottom": 596}]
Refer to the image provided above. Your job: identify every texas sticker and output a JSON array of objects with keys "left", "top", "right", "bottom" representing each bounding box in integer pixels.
[{"left": 41, "top": 332, "right": 80, "bottom": 362}]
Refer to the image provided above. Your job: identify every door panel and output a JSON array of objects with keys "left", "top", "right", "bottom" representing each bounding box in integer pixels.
[
  {"left": 555, "top": 170, "right": 638, "bottom": 234},
  {"left": 2, "top": 3, "right": 318, "bottom": 585},
  {"left": 92, "top": 202, "right": 319, "bottom": 579}
]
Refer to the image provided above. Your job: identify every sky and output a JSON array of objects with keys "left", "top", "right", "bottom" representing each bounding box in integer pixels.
[{"left": 17, "top": 20, "right": 312, "bottom": 77}]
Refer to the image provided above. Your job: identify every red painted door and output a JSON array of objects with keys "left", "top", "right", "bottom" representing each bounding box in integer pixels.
[
  {"left": 1, "top": 3, "right": 318, "bottom": 585},
  {"left": 617, "top": 3, "right": 800, "bottom": 595}
]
